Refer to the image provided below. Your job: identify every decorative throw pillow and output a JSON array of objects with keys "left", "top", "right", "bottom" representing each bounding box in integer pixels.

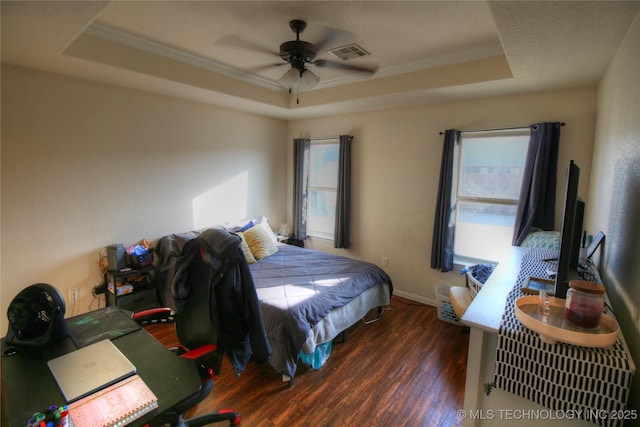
[
  {"left": 521, "top": 231, "right": 561, "bottom": 251},
  {"left": 244, "top": 225, "right": 278, "bottom": 260},
  {"left": 236, "top": 232, "right": 257, "bottom": 264},
  {"left": 255, "top": 216, "right": 279, "bottom": 245}
]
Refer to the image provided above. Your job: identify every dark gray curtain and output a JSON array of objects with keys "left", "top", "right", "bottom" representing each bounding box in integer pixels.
[
  {"left": 512, "top": 122, "right": 561, "bottom": 245},
  {"left": 334, "top": 135, "right": 353, "bottom": 248},
  {"left": 292, "top": 138, "right": 310, "bottom": 240},
  {"left": 431, "top": 129, "right": 459, "bottom": 272}
]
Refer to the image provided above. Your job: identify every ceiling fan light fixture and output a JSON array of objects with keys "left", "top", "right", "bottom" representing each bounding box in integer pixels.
[{"left": 278, "top": 67, "right": 319, "bottom": 91}]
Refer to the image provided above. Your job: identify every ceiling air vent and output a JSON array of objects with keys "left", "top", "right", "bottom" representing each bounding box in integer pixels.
[{"left": 328, "top": 43, "right": 370, "bottom": 60}]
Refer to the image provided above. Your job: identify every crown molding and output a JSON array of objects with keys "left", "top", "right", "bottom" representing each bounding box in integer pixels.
[
  {"left": 85, "top": 23, "right": 282, "bottom": 91},
  {"left": 85, "top": 23, "right": 504, "bottom": 93}
]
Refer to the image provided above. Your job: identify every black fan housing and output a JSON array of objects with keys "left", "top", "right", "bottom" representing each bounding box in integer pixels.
[
  {"left": 6, "top": 283, "right": 68, "bottom": 346},
  {"left": 277, "top": 19, "right": 376, "bottom": 77},
  {"left": 280, "top": 20, "right": 317, "bottom": 74}
]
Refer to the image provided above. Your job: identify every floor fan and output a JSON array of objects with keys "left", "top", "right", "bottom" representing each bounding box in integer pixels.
[{"left": 6, "top": 283, "right": 68, "bottom": 347}]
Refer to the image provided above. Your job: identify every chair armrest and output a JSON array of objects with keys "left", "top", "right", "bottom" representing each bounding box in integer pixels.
[
  {"left": 181, "top": 344, "right": 217, "bottom": 360},
  {"left": 132, "top": 307, "right": 175, "bottom": 325}
]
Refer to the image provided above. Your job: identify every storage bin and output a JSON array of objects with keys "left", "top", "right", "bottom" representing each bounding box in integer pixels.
[
  {"left": 299, "top": 341, "right": 332, "bottom": 370},
  {"left": 128, "top": 248, "right": 154, "bottom": 269},
  {"left": 117, "top": 287, "right": 158, "bottom": 312},
  {"left": 465, "top": 271, "right": 484, "bottom": 297},
  {"left": 436, "top": 283, "right": 461, "bottom": 324}
]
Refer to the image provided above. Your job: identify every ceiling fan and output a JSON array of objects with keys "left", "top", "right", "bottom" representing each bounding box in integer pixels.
[
  {"left": 224, "top": 19, "right": 377, "bottom": 102},
  {"left": 278, "top": 19, "right": 376, "bottom": 77}
]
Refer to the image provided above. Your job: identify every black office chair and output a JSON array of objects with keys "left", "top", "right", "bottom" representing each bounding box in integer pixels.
[
  {"left": 133, "top": 307, "right": 240, "bottom": 426},
  {"left": 134, "top": 229, "right": 271, "bottom": 426}
]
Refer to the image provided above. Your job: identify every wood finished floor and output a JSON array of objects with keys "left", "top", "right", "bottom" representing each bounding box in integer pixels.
[{"left": 146, "top": 296, "right": 469, "bottom": 427}]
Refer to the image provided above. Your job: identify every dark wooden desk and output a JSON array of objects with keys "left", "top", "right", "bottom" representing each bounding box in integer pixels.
[{"left": 1, "top": 309, "right": 201, "bottom": 427}]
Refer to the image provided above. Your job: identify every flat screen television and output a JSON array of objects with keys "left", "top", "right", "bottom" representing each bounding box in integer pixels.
[{"left": 555, "top": 160, "right": 585, "bottom": 298}]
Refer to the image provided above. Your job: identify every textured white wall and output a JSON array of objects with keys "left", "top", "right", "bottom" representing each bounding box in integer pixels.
[
  {"left": 591, "top": 14, "right": 640, "bottom": 408},
  {"left": 1, "top": 65, "right": 287, "bottom": 320},
  {"left": 286, "top": 87, "right": 597, "bottom": 303},
  {"left": 1, "top": 65, "right": 602, "bottom": 327}
]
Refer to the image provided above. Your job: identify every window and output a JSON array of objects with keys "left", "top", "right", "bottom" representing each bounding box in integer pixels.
[
  {"left": 307, "top": 140, "right": 339, "bottom": 240},
  {"left": 453, "top": 130, "right": 530, "bottom": 262}
]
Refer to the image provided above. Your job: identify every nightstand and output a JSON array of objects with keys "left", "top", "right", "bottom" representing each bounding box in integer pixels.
[
  {"left": 105, "top": 266, "right": 159, "bottom": 312},
  {"left": 276, "top": 234, "right": 290, "bottom": 243},
  {"left": 276, "top": 235, "right": 304, "bottom": 248}
]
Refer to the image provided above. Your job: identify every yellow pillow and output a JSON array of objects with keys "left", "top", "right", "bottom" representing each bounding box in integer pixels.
[
  {"left": 244, "top": 225, "right": 278, "bottom": 260},
  {"left": 236, "top": 232, "right": 257, "bottom": 264}
]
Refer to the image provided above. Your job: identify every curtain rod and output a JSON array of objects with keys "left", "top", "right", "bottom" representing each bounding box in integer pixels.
[
  {"left": 439, "top": 122, "right": 565, "bottom": 135},
  {"left": 309, "top": 137, "right": 340, "bottom": 141}
]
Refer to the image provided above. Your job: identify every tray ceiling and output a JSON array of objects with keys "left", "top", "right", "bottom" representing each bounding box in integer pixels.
[{"left": 2, "top": 1, "right": 639, "bottom": 119}]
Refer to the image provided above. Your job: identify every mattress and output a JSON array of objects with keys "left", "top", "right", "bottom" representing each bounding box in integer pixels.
[
  {"left": 155, "top": 231, "right": 393, "bottom": 381},
  {"left": 249, "top": 243, "right": 393, "bottom": 379}
]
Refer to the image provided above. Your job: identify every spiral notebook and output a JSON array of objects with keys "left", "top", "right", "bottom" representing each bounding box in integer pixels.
[{"left": 68, "top": 374, "right": 158, "bottom": 427}]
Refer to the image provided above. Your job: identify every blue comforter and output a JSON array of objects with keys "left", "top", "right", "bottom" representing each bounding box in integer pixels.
[
  {"left": 155, "top": 231, "right": 392, "bottom": 381},
  {"left": 249, "top": 243, "right": 392, "bottom": 379}
]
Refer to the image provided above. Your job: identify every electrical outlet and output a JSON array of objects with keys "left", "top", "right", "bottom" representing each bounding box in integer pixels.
[{"left": 70, "top": 287, "right": 79, "bottom": 301}]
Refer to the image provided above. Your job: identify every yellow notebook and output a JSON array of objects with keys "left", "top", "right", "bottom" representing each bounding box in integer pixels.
[{"left": 68, "top": 374, "right": 158, "bottom": 427}]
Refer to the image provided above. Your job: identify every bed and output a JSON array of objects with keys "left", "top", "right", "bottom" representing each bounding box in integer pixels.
[{"left": 155, "top": 224, "right": 393, "bottom": 383}]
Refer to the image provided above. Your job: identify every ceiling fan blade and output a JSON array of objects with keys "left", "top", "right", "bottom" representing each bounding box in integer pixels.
[
  {"left": 313, "top": 59, "right": 378, "bottom": 75},
  {"left": 310, "top": 22, "right": 358, "bottom": 52},
  {"left": 215, "top": 34, "right": 280, "bottom": 58},
  {"left": 245, "top": 62, "right": 289, "bottom": 73},
  {"left": 312, "top": 28, "right": 344, "bottom": 52}
]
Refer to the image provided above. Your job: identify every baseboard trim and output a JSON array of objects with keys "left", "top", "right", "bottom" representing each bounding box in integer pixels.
[{"left": 392, "top": 289, "right": 436, "bottom": 307}]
